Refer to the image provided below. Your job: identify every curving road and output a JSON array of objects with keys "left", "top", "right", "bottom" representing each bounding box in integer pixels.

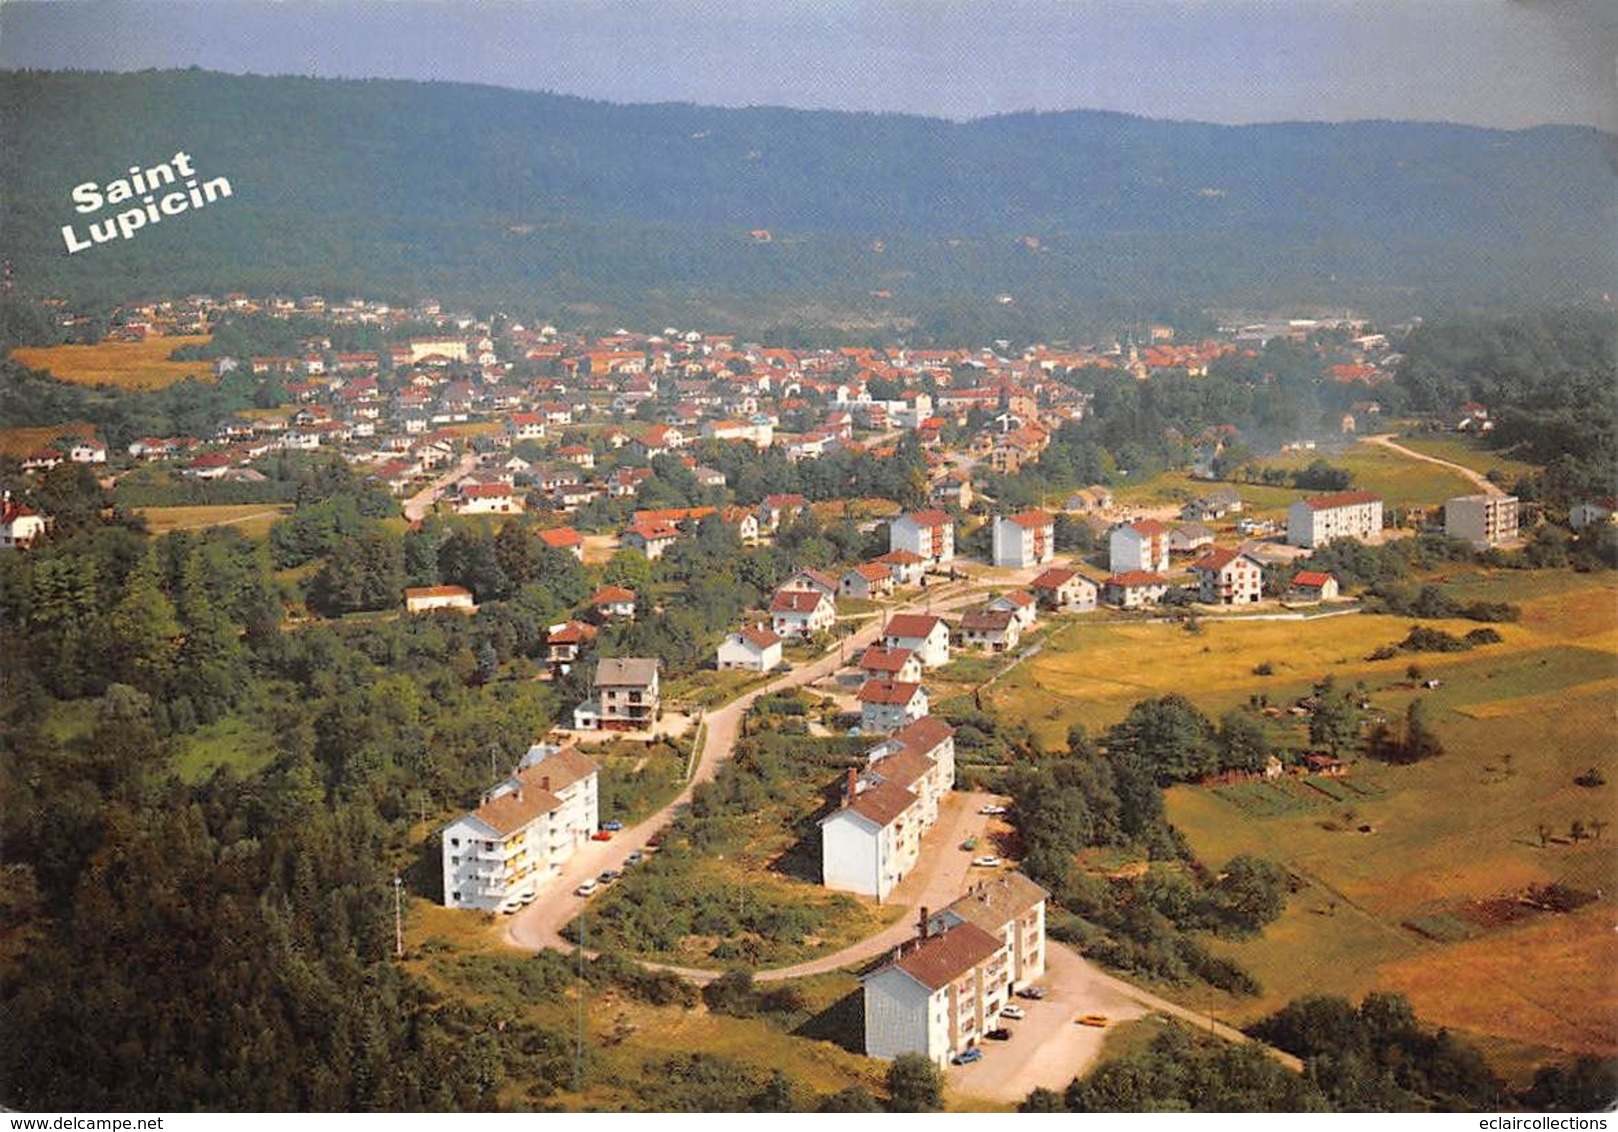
[{"left": 1363, "top": 433, "right": 1505, "bottom": 497}]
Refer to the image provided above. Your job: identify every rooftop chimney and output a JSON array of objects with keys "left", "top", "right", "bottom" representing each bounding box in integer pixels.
[
  {"left": 541, "top": 776, "right": 550, "bottom": 791},
  {"left": 845, "top": 767, "right": 858, "bottom": 805},
  {"left": 918, "top": 907, "right": 930, "bottom": 940}
]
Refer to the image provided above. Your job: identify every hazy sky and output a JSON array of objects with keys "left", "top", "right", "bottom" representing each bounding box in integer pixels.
[{"left": 1, "top": 0, "right": 1613, "bottom": 130}]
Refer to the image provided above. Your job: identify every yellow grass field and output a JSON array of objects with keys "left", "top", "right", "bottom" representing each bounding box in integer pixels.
[
  {"left": 11, "top": 335, "right": 214, "bottom": 390},
  {"left": 1004, "top": 568, "right": 1618, "bottom": 1063},
  {"left": 136, "top": 504, "right": 293, "bottom": 538},
  {"left": 0, "top": 421, "right": 98, "bottom": 457}
]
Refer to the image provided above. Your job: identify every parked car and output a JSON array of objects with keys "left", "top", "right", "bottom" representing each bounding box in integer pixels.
[
  {"left": 1016, "top": 986, "right": 1046, "bottom": 1000},
  {"left": 979, "top": 804, "right": 1008, "bottom": 816},
  {"left": 624, "top": 850, "right": 645, "bottom": 866},
  {"left": 574, "top": 878, "right": 599, "bottom": 897},
  {"left": 1077, "top": 1014, "right": 1110, "bottom": 1028},
  {"left": 959, "top": 837, "right": 979, "bottom": 851},
  {"left": 601, "top": 820, "right": 623, "bottom": 832},
  {"left": 517, "top": 889, "right": 537, "bottom": 905},
  {"left": 999, "top": 1004, "right": 1025, "bottom": 1021},
  {"left": 971, "top": 855, "right": 1002, "bottom": 868},
  {"left": 498, "top": 896, "right": 522, "bottom": 915},
  {"left": 597, "top": 869, "right": 621, "bottom": 886},
  {"left": 591, "top": 830, "right": 614, "bottom": 841},
  {"left": 985, "top": 1028, "right": 1012, "bottom": 1041},
  {"left": 951, "top": 1048, "right": 983, "bottom": 1065}
]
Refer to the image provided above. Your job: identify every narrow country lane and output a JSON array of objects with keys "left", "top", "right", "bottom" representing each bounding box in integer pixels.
[
  {"left": 1363, "top": 433, "right": 1504, "bottom": 497},
  {"left": 403, "top": 450, "right": 481, "bottom": 523}
]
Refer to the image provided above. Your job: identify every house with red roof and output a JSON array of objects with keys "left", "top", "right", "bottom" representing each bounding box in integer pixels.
[
  {"left": 621, "top": 520, "right": 681, "bottom": 560},
  {"left": 1, "top": 497, "right": 50, "bottom": 550},
  {"left": 882, "top": 613, "right": 951, "bottom": 668},
  {"left": 589, "top": 586, "right": 637, "bottom": 622},
  {"left": 771, "top": 588, "right": 836, "bottom": 639},
  {"left": 1189, "top": 546, "right": 1265, "bottom": 605},
  {"left": 1288, "top": 570, "right": 1340, "bottom": 603},
  {"left": 857, "top": 680, "right": 929, "bottom": 734},
  {"left": 537, "top": 526, "right": 584, "bottom": 561},
  {"left": 1101, "top": 571, "right": 1172, "bottom": 609},
  {"left": 839, "top": 563, "right": 895, "bottom": 601},
  {"left": 858, "top": 645, "right": 923, "bottom": 685}
]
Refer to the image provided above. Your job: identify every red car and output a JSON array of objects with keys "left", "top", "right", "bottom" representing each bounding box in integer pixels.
[{"left": 590, "top": 830, "right": 614, "bottom": 841}]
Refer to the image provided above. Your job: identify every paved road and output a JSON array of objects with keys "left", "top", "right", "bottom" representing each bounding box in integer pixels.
[
  {"left": 403, "top": 451, "right": 480, "bottom": 523},
  {"left": 505, "top": 577, "right": 977, "bottom": 955},
  {"left": 1363, "top": 433, "right": 1504, "bottom": 497}
]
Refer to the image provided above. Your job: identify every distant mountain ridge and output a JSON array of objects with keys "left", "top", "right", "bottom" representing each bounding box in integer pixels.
[{"left": 1, "top": 69, "right": 1612, "bottom": 329}]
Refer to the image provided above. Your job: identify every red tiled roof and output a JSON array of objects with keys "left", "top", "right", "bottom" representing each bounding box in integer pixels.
[
  {"left": 884, "top": 614, "right": 943, "bottom": 639},
  {"left": 1105, "top": 571, "right": 1169, "bottom": 587},
  {"left": 537, "top": 527, "right": 582, "bottom": 548},
  {"left": 859, "top": 645, "right": 916, "bottom": 673},
  {"left": 591, "top": 585, "right": 636, "bottom": 604},
  {"left": 889, "top": 923, "right": 1004, "bottom": 991},
  {"left": 1301, "top": 491, "right": 1382, "bottom": 510},
  {"left": 1291, "top": 570, "right": 1335, "bottom": 588},
  {"left": 772, "top": 590, "right": 828, "bottom": 613},
  {"left": 1005, "top": 509, "right": 1054, "bottom": 529},
  {"left": 859, "top": 679, "right": 923, "bottom": 705},
  {"left": 844, "top": 779, "right": 918, "bottom": 827}
]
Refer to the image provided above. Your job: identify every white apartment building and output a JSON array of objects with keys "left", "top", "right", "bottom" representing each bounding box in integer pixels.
[
  {"left": 1444, "top": 494, "right": 1519, "bottom": 548},
  {"left": 990, "top": 510, "right": 1055, "bottom": 568},
  {"left": 890, "top": 510, "right": 955, "bottom": 567},
  {"left": 440, "top": 744, "right": 599, "bottom": 911},
  {"left": 1109, "top": 519, "right": 1171, "bottom": 574},
  {"left": 1286, "top": 491, "right": 1384, "bottom": 549}
]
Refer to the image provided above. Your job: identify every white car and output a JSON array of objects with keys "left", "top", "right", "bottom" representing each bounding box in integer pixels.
[
  {"left": 979, "top": 804, "right": 1008, "bottom": 816},
  {"left": 971, "top": 855, "right": 1002, "bottom": 868},
  {"left": 999, "top": 1004, "right": 1026, "bottom": 1021},
  {"left": 575, "top": 878, "right": 599, "bottom": 897},
  {"left": 498, "top": 896, "right": 522, "bottom": 914}
]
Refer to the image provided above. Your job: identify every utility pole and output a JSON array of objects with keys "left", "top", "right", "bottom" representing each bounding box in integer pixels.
[{"left": 393, "top": 876, "right": 404, "bottom": 959}]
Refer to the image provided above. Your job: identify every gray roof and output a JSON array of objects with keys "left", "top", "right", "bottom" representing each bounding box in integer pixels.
[{"left": 595, "top": 657, "right": 660, "bottom": 687}]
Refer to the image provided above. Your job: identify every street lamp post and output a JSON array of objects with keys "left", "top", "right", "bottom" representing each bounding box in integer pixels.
[{"left": 393, "top": 876, "right": 404, "bottom": 959}]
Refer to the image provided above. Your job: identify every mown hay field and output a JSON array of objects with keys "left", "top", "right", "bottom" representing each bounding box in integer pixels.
[
  {"left": 136, "top": 503, "right": 293, "bottom": 538},
  {"left": 12, "top": 335, "right": 213, "bottom": 390}
]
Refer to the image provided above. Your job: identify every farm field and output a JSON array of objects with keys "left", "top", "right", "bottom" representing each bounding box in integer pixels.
[
  {"left": 11, "top": 335, "right": 214, "bottom": 390},
  {"left": 1075, "top": 567, "right": 1618, "bottom": 1062},
  {"left": 0, "top": 421, "right": 99, "bottom": 457},
  {"left": 1259, "top": 439, "right": 1478, "bottom": 509},
  {"left": 136, "top": 503, "right": 293, "bottom": 538}
]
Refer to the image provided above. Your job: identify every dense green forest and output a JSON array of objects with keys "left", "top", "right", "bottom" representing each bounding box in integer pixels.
[{"left": 2, "top": 70, "right": 1612, "bottom": 327}]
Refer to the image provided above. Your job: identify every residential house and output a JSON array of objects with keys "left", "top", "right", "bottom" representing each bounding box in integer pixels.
[
  {"left": 1102, "top": 571, "right": 1171, "bottom": 609},
  {"left": 1109, "top": 519, "right": 1171, "bottom": 574},
  {"left": 404, "top": 585, "right": 476, "bottom": 614},
  {"left": 858, "top": 680, "right": 929, "bottom": 734},
  {"left": 758, "top": 493, "right": 809, "bottom": 531},
  {"left": 1569, "top": 499, "right": 1617, "bottom": 531},
  {"left": 882, "top": 614, "right": 951, "bottom": 668},
  {"left": 1064, "top": 486, "right": 1114, "bottom": 513},
  {"left": 0, "top": 498, "right": 49, "bottom": 549},
  {"left": 1189, "top": 547, "right": 1265, "bottom": 605},
  {"left": 544, "top": 620, "right": 596, "bottom": 676},
  {"left": 858, "top": 645, "right": 923, "bottom": 685},
  {"left": 1181, "top": 488, "right": 1243, "bottom": 522},
  {"left": 573, "top": 657, "right": 660, "bottom": 731},
  {"left": 456, "top": 483, "right": 522, "bottom": 516},
  {"left": 1286, "top": 491, "right": 1384, "bottom": 549},
  {"left": 1169, "top": 523, "right": 1216, "bottom": 556},
  {"left": 990, "top": 509, "right": 1055, "bottom": 568},
  {"left": 985, "top": 590, "right": 1037, "bottom": 630},
  {"left": 68, "top": 438, "right": 107, "bottom": 464},
  {"left": 620, "top": 520, "right": 681, "bottom": 560},
  {"left": 537, "top": 526, "right": 585, "bottom": 561},
  {"left": 1288, "top": 570, "right": 1340, "bottom": 602},
  {"left": 959, "top": 608, "right": 1021, "bottom": 652},
  {"left": 1444, "top": 494, "right": 1519, "bottom": 548},
  {"left": 721, "top": 505, "right": 761, "bottom": 544},
  {"left": 771, "top": 588, "right": 836, "bottom": 639},
  {"left": 505, "top": 413, "right": 547, "bottom": 443},
  {"left": 840, "top": 563, "right": 895, "bottom": 601},
  {"left": 875, "top": 549, "right": 927, "bottom": 587},
  {"left": 1029, "top": 567, "right": 1097, "bottom": 613},
  {"left": 821, "top": 717, "right": 956, "bottom": 901},
  {"left": 440, "top": 744, "right": 599, "bottom": 910},
  {"left": 716, "top": 626, "right": 784, "bottom": 672},
  {"left": 889, "top": 509, "right": 955, "bottom": 567},
  {"left": 779, "top": 567, "right": 840, "bottom": 598},
  {"left": 589, "top": 585, "right": 638, "bottom": 622}
]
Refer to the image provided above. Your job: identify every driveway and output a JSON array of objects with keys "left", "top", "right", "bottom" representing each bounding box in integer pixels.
[{"left": 402, "top": 451, "right": 480, "bottom": 522}]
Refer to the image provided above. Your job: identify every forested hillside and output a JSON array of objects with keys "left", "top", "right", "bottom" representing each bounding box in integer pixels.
[{"left": 2, "top": 70, "right": 1613, "bottom": 327}]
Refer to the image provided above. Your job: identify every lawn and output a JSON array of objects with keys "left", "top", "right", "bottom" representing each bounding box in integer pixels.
[
  {"left": 170, "top": 716, "right": 278, "bottom": 783},
  {"left": 1258, "top": 439, "right": 1479, "bottom": 509},
  {"left": 136, "top": 503, "right": 293, "bottom": 538},
  {"left": 11, "top": 335, "right": 214, "bottom": 390},
  {"left": 1393, "top": 434, "right": 1543, "bottom": 485}
]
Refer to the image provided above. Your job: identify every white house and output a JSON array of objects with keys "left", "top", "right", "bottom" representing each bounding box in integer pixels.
[
  {"left": 1102, "top": 571, "right": 1171, "bottom": 609},
  {"left": 0, "top": 498, "right": 49, "bottom": 549},
  {"left": 840, "top": 563, "right": 895, "bottom": 601},
  {"left": 404, "top": 584, "right": 476, "bottom": 614},
  {"left": 544, "top": 620, "right": 596, "bottom": 675},
  {"left": 858, "top": 645, "right": 923, "bottom": 685},
  {"left": 990, "top": 509, "right": 1055, "bottom": 568},
  {"left": 1287, "top": 570, "right": 1340, "bottom": 602},
  {"left": 875, "top": 549, "right": 927, "bottom": 587},
  {"left": 589, "top": 585, "right": 637, "bottom": 622},
  {"left": 1287, "top": 491, "right": 1384, "bottom": 549},
  {"left": 858, "top": 680, "right": 929, "bottom": 733},
  {"left": 440, "top": 744, "right": 600, "bottom": 910},
  {"left": 959, "top": 608, "right": 1021, "bottom": 652},
  {"left": 620, "top": 520, "right": 681, "bottom": 560},
  {"left": 573, "top": 657, "right": 660, "bottom": 731},
  {"left": 771, "top": 588, "right": 836, "bottom": 639},
  {"left": 716, "top": 626, "right": 783, "bottom": 672},
  {"left": 890, "top": 509, "right": 955, "bottom": 567},
  {"left": 1189, "top": 547, "right": 1265, "bottom": 605},
  {"left": 1029, "top": 567, "right": 1097, "bottom": 613},
  {"left": 882, "top": 614, "right": 951, "bottom": 668},
  {"left": 985, "top": 590, "right": 1038, "bottom": 630},
  {"left": 456, "top": 483, "right": 522, "bottom": 516},
  {"left": 1109, "top": 519, "right": 1171, "bottom": 574}
]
